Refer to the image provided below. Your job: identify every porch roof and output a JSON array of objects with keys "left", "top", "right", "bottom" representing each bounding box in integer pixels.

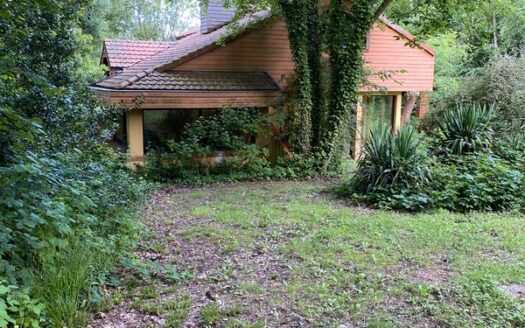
[{"left": 101, "top": 70, "right": 279, "bottom": 91}]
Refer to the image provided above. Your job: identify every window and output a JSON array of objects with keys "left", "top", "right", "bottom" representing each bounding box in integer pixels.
[
  {"left": 361, "top": 95, "right": 394, "bottom": 135},
  {"left": 143, "top": 109, "right": 217, "bottom": 151}
]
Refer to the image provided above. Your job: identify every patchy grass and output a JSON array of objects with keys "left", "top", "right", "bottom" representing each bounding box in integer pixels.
[{"left": 89, "top": 181, "right": 525, "bottom": 327}]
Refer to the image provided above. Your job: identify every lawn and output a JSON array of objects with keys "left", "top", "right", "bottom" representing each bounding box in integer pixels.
[{"left": 89, "top": 181, "right": 525, "bottom": 327}]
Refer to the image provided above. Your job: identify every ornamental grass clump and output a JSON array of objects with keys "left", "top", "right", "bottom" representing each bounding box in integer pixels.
[{"left": 351, "top": 124, "right": 431, "bottom": 193}]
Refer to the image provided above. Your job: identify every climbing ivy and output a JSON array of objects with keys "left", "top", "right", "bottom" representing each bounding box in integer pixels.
[
  {"left": 279, "top": 0, "right": 314, "bottom": 154},
  {"left": 306, "top": 0, "right": 324, "bottom": 147},
  {"left": 225, "top": 0, "right": 395, "bottom": 170},
  {"left": 320, "top": 0, "right": 374, "bottom": 170}
]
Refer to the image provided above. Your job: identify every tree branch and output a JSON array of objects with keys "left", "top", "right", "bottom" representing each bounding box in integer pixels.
[{"left": 371, "top": 0, "right": 394, "bottom": 21}]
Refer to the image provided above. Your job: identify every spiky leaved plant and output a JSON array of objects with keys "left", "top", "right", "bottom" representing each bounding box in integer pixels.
[
  {"left": 438, "top": 103, "right": 494, "bottom": 155},
  {"left": 351, "top": 124, "right": 430, "bottom": 193}
]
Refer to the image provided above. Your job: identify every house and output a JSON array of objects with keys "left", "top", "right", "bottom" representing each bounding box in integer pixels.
[{"left": 90, "top": 1, "right": 435, "bottom": 164}]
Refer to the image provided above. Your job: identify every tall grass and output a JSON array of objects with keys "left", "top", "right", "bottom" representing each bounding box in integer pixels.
[{"left": 33, "top": 244, "right": 110, "bottom": 328}]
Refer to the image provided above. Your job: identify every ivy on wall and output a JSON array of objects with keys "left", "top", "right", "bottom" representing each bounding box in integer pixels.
[
  {"left": 223, "top": 0, "right": 394, "bottom": 171},
  {"left": 279, "top": 0, "right": 373, "bottom": 170}
]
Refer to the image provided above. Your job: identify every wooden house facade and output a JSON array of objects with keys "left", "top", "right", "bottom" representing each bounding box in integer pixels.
[{"left": 91, "top": 1, "right": 435, "bottom": 164}]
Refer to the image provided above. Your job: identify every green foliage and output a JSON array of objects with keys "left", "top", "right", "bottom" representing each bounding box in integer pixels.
[
  {"left": 279, "top": 0, "right": 317, "bottom": 153},
  {"left": 1, "top": 1, "right": 154, "bottom": 326},
  {"left": 346, "top": 124, "right": 431, "bottom": 211},
  {"left": 425, "top": 33, "right": 469, "bottom": 108},
  {"left": 459, "top": 56, "right": 525, "bottom": 133},
  {"left": 346, "top": 104, "right": 525, "bottom": 212},
  {"left": 430, "top": 154, "right": 525, "bottom": 212},
  {"left": 0, "top": 281, "right": 44, "bottom": 328},
  {"left": 141, "top": 108, "right": 317, "bottom": 183},
  {"left": 351, "top": 125, "right": 431, "bottom": 192},
  {"left": 33, "top": 245, "right": 99, "bottom": 328},
  {"left": 167, "top": 108, "right": 263, "bottom": 154},
  {"left": 437, "top": 103, "right": 494, "bottom": 155},
  {"left": 119, "top": 255, "right": 194, "bottom": 283},
  {"left": 320, "top": 0, "right": 374, "bottom": 171}
]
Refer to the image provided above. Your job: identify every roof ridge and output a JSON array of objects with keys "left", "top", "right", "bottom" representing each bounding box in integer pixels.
[{"left": 104, "top": 38, "right": 177, "bottom": 44}]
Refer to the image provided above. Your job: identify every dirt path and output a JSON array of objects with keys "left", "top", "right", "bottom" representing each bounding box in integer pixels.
[{"left": 88, "top": 182, "right": 321, "bottom": 328}]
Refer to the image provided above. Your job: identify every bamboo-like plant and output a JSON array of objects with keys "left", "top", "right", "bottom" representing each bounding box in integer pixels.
[{"left": 438, "top": 103, "right": 494, "bottom": 155}]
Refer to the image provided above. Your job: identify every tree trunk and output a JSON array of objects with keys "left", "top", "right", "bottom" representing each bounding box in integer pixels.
[
  {"left": 307, "top": 0, "right": 323, "bottom": 147},
  {"left": 320, "top": 0, "right": 374, "bottom": 172},
  {"left": 401, "top": 91, "right": 418, "bottom": 126},
  {"left": 279, "top": 0, "right": 313, "bottom": 154}
]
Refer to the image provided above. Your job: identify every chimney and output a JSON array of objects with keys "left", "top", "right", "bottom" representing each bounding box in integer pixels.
[{"left": 201, "top": 0, "right": 236, "bottom": 33}]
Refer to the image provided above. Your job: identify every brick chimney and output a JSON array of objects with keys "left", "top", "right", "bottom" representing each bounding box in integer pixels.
[{"left": 201, "top": 0, "right": 235, "bottom": 34}]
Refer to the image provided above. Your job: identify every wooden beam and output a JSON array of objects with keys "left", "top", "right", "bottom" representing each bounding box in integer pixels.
[
  {"left": 352, "top": 96, "right": 364, "bottom": 159},
  {"left": 392, "top": 93, "right": 402, "bottom": 133},
  {"left": 126, "top": 109, "right": 144, "bottom": 165}
]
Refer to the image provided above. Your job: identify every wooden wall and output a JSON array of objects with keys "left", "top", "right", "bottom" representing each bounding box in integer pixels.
[
  {"left": 176, "top": 19, "right": 434, "bottom": 92},
  {"left": 364, "top": 23, "right": 435, "bottom": 92},
  {"left": 176, "top": 20, "right": 296, "bottom": 89}
]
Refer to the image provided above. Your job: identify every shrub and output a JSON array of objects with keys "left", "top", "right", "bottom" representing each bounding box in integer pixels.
[
  {"left": 437, "top": 103, "right": 494, "bottom": 155},
  {"left": 0, "top": 281, "right": 44, "bottom": 328},
  {"left": 430, "top": 154, "right": 525, "bottom": 212},
  {"left": 140, "top": 108, "right": 318, "bottom": 183},
  {"left": 350, "top": 124, "right": 431, "bottom": 193},
  {"left": 346, "top": 124, "right": 431, "bottom": 211},
  {"left": 494, "top": 131, "right": 525, "bottom": 163}
]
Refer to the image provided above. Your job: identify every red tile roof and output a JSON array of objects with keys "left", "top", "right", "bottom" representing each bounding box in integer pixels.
[
  {"left": 96, "top": 11, "right": 271, "bottom": 90},
  {"left": 102, "top": 39, "right": 177, "bottom": 68},
  {"left": 126, "top": 70, "right": 279, "bottom": 91}
]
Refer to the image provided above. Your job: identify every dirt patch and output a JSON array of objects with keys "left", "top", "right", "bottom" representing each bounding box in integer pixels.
[
  {"left": 499, "top": 284, "right": 525, "bottom": 300},
  {"left": 412, "top": 267, "right": 454, "bottom": 284}
]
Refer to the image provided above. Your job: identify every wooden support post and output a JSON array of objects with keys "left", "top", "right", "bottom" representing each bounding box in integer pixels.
[
  {"left": 126, "top": 109, "right": 144, "bottom": 165},
  {"left": 352, "top": 96, "right": 364, "bottom": 159},
  {"left": 392, "top": 93, "right": 402, "bottom": 133}
]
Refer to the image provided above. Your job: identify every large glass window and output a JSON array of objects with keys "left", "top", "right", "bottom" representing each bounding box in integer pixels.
[
  {"left": 143, "top": 109, "right": 216, "bottom": 151},
  {"left": 361, "top": 95, "right": 394, "bottom": 135}
]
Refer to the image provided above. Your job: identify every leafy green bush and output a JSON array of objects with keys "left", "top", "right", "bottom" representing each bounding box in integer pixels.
[
  {"left": 140, "top": 108, "right": 317, "bottom": 183},
  {"left": 0, "top": 280, "right": 44, "bottom": 328},
  {"left": 430, "top": 154, "right": 525, "bottom": 212},
  {"left": 345, "top": 124, "right": 431, "bottom": 211},
  {"left": 436, "top": 103, "right": 494, "bottom": 155},
  {"left": 0, "top": 150, "right": 149, "bottom": 280},
  {"left": 350, "top": 124, "right": 430, "bottom": 192}
]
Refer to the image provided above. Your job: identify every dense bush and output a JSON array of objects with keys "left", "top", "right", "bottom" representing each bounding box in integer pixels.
[
  {"left": 436, "top": 104, "right": 494, "bottom": 155},
  {"left": 140, "top": 108, "right": 317, "bottom": 183},
  {"left": 346, "top": 103, "right": 525, "bottom": 212},
  {"left": 1, "top": 1, "right": 153, "bottom": 326},
  {"left": 430, "top": 154, "right": 525, "bottom": 212}
]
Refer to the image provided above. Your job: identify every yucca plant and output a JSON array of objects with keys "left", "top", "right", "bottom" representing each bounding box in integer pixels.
[
  {"left": 438, "top": 103, "right": 494, "bottom": 155},
  {"left": 351, "top": 124, "right": 430, "bottom": 193}
]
